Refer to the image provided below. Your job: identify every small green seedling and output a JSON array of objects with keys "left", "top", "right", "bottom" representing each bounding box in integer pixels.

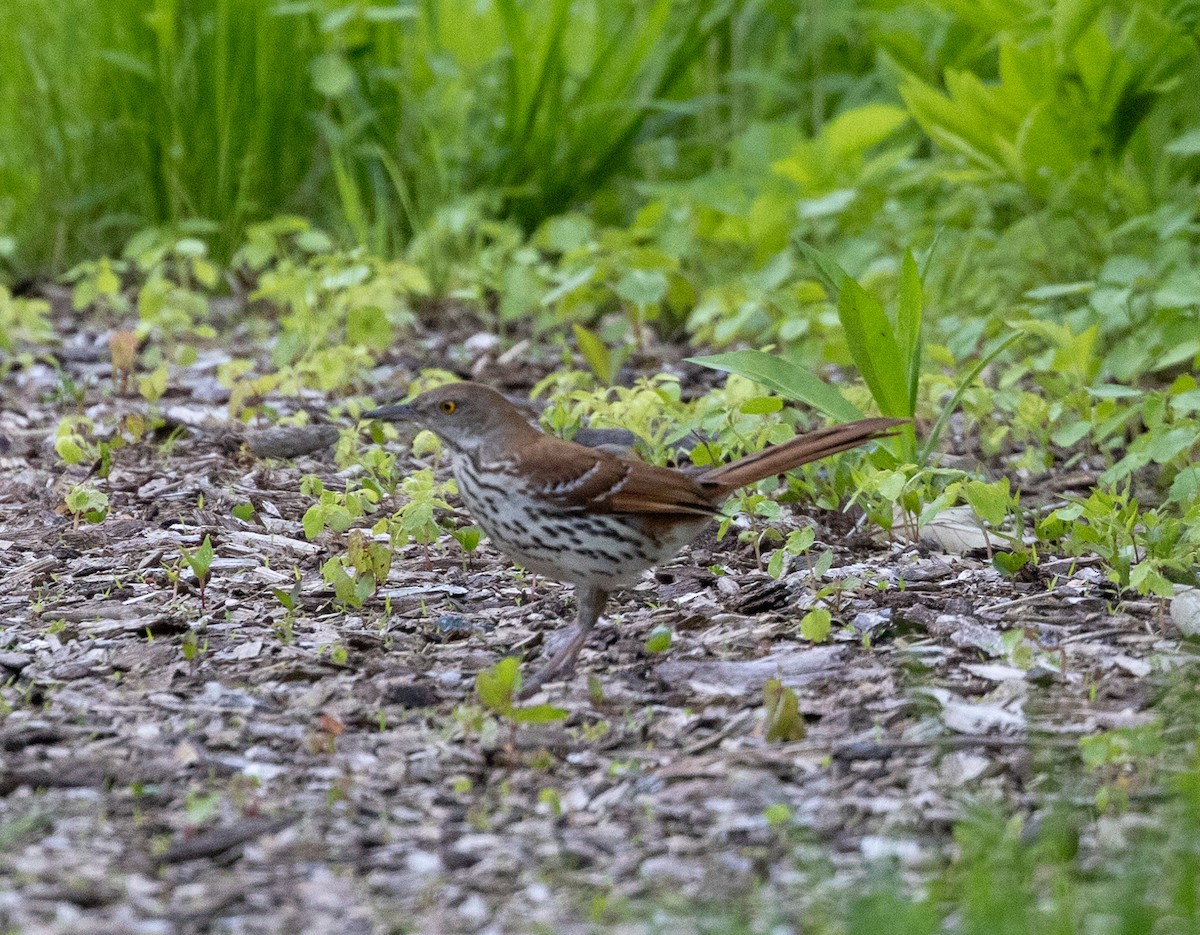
[
  {"left": 476, "top": 657, "right": 569, "bottom": 732},
  {"left": 322, "top": 529, "right": 391, "bottom": 608},
  {"left": 763, "top": 678, "right": 805, "bottom": 742},
  {"left": 64, "top": 484, "right": 109, "bottom": 528},
  {"left": 644, "top": 626, "right": 672, "bottom": 654},
  {"left": 181, "top": 535, "right": 215, "bottom": 608}
]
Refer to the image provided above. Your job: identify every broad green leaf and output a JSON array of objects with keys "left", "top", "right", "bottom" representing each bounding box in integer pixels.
[
  {"left": 138, "top": 363, "right": 169, "bottom": 403},
  {"left": 1165, "top": 129, "right": 1200, "bottom": 156},
  {"left": 347, "top": 305, "right": 392, "bottom": 349},
  {"left": 687, "top": 350, "right": 861, "bottom": 422},
  {"left": 800, "top": 608, "right": 832, "bottom": 642},
  {"left": 310, "top": 54, "right": 353, "bottom": 97},
  {"left": 614, "top": 269, "right": 667, "bottom": 308},
  {"left": 993, "top": 551, "right": 1030, "bottom": 578},
  {"left": 823, "top": 104, "right": 909, "bottom": 158},
  {"left": 56, "top": 437, "right": 85, "bottom": 465},
  {"left": 837, "top": 277, "right": 908, "bottom": 418},
  {"left": 897, "top": 249, "right": 923, "bottom": 414},
  {"left": 187, "top": 535, "right": 214, "bottom": 577},
  {"left": 965, "top": 479, "right": 1011, "bottom": 527},
  {"left": 327, "top": 508, "right": 355, "bottom": 534},
  {"left": 1169, "top": 466, "right": 1200, "bottom": 506},
  {"left": 476, "top": 657, "right": 521, "bottom": 715},
  {"left": 513, "top": 703, "right": 569, "bottom": 724},
  {"left": 573, "top": 324, "right": 615, "bottom": 384},
  {"left": 301, "top": 505, "right": 325, "bottom": 540},
  {"left": 451, "top": 526, "right": 482, "bottom": 552},
  {"left": 739, "top": 396, "right": 783, "bottom": 415}
]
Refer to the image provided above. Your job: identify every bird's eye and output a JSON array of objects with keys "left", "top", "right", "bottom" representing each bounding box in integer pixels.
[{"left": 439, "top": 400, "right": 457, "bottom": 414}]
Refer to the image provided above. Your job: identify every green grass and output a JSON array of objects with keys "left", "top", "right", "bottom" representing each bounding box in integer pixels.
[{"left": 0, "top": 0, "right": 323, "bottom": 272}]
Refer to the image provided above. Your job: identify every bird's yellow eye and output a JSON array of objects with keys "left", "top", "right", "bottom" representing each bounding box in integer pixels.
[{"left": 439, "top": 400, "right": 457, "bottom": 414}]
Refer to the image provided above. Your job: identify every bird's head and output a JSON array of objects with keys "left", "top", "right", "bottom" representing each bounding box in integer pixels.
[{"left": 364, "top": 382, "right": 528, "bottom": 454}]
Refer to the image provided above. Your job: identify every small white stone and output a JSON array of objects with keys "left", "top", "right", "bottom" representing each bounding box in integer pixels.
[
  {"left": 406, "top": 850, "right": 442, "bottom": 875},
  {"left": 1172, "top": 585, "right": 1200, "bottom": 636},
  {"left": 457, "top": 893, "right": 490, "bottom": 924}
]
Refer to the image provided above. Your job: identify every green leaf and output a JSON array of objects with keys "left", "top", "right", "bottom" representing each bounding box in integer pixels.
[
  {"left": 310, "top": 53, "right": 354, "bottom": 97},
  {"left": 801, "top": 237, "right": 907, "bottom": 421},
  {"left": 763, "top": 678, "right": 805, "bottom": 742},
  {"left": 993, "top": 551, "right": 1030, "bottom": 578},
  {"left": 800, "top": 608, "right": 832, "bottom": 642},
  {"left": 347, "top": 305, "right": 392, "bottom": 349},
  {"left": 823, "top": 104, "right": 909, "bottom": 158},
  {"left": 55, "top": 437, "right": 85, "bottom": 465},
  {"left": 476, "top": 657, "right": 521, "bottom": 715},
  {"left": 739, "top": 396, "right": 784, "bottom": 415},
  {"left": 301, "top": 505, "right": 325, "bottom": 540},
  {"left": 1169, "top": 466, "right": 1200, "bottom": 506},
  {"left": 185, "top": 535, "right": 214, "bottom": 579},
  {"left": 837, "top": 276, "right": 908, "bottom": 418},
  {"left": 451, "top": 526, "right": 482, "bottom": 552},
  {"left": 573, "top": 323, "right": 615, "bottom": 384},
  {"left": 232, "top": 503, "right": 255, "bottom": 522},
  {"left": 687, "top": 350, "right": 862, "bottom": 422},
  {"left": 897, "top": 249, "right": 923, "bottom": 415},
  {"left": 138, "top": 363, "right": 169, "bottom": 402},
  {"left": 326, "top": 508, "right": 355, "bottom": 534},
  {"left": 644, "top": 626, "right": 672, "bottom": 653},
  {"left": 785, "top": 527, "right": 816, "bottom": 553},
  {"left": 965, "top": 479, "right": 1011, "bottom": 527},
  {"left": 1166, "top": 129, "right": 1200, "bottom": 156},
  {"left": 614, "top": 269, "right": 667, "bottom": 308},
  {"left": 513, "top": 703, "right": 570, "bottom": 724}
]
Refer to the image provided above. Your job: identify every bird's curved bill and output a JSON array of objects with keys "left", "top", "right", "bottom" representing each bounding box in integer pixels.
[{"left": 363, "top": 403, "right": 415, "bottom": 422}]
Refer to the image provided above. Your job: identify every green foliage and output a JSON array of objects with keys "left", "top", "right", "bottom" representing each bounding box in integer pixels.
[
  {"left": 900, "top": 2, "right": 1199, "bottom": 204},
  {"left": 1039, "top": 487, "right": 1200, "bottom": 597},
  {"left": 252, "top": 249, "right": 427, "bottom": 366},
  {"left": 643, "top": 626, "right": 672, "bottom": 654},
  {"left": 300, "top": 476, "right": 380, "bottom": 540},
  {"left": 322, "top": 529, "right": 391, "bottom": 609},
  {"left": 181, "top": 535, "right": 215, "bottom": 608},
  {"left": 475, "top": 657, "right": 568, "bottom": 725},
  {"left": 0, "top": 287, "right": 51, "bottom": 356},
  {"left": 1, "top": 0, "right": 322, "bottom": 272},
  {"left": 691, "top": 243, "right": 927, "bottom": 461},
  {"left": 799, "top": 608, "right": 832, "bottom": 643},
  {"left": 762, "top": 678, "right": 805, "bottom": 742},
  {"left": 373, "top": 469, "right": 458, "bottom": 549},
  {"left": 64, "top": 484, "right": 109, "bottom": 527}
]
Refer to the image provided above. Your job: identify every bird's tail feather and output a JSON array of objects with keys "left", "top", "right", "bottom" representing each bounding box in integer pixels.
[{"left": 699, "top": 417, "right": 907, "bottom": 494}]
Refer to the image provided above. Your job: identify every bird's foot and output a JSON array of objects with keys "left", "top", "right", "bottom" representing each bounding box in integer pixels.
[{"left": 517, "top": 623, "right": 593, "bottom": 700}]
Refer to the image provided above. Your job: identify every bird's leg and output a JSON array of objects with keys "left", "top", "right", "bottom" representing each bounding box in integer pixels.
[{"left": 517, "top": 585, "right": 608, "bottom": 699}]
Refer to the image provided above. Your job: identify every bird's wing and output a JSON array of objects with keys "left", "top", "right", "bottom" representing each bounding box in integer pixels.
[{"left": 520, "top": 434, "right": 719, "bottom": 518}]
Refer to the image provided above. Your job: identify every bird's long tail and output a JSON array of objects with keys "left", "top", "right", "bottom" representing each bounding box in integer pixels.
[{"left": 698, "top": 417, "right": 907, "bottom": 495}]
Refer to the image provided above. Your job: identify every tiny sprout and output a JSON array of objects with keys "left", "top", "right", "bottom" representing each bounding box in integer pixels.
[{"left": 181, "top": 535, "right": 215, "bottom": 609}]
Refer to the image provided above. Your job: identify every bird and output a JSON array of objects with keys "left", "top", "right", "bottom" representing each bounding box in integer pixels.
[{"left": 366, "top": 382, "right": 905, "bottom": 696}]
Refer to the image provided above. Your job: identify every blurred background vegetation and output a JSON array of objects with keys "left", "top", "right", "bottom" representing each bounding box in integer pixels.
[{"left": 4, "top": 0, "right": 1199, "bottom": 274}]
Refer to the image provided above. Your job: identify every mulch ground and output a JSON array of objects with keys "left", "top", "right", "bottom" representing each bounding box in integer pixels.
[{"left": 0, "top": 327, "right": 1180, "bottom": 934}]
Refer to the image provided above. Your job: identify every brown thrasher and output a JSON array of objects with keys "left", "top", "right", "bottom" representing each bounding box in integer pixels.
[{"left": 366, "top": 382, "right": 903, "bottom": 696}]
